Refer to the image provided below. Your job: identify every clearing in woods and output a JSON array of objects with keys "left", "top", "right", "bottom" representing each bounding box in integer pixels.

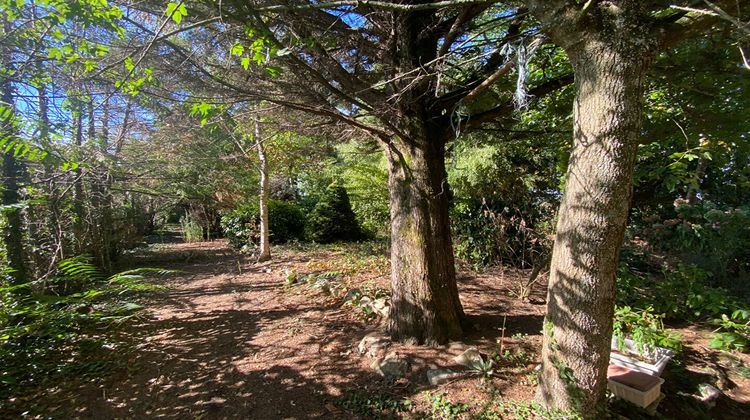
[{"left": 10, "top": 239, "right": 749, "bottom": 419}]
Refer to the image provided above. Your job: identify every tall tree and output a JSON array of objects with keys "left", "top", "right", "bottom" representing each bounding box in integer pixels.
[
  {"left": 0, "top": 18, "right": 28, "bottom": 287},
  {"left": 524, "top": 0, "right": 741, "bottom": 414},
  {"left": 255, "top": 112, "right": 271, "bottom": 261},
  {"left": 140, "top": 0, "right": 570, "bottom": 343}
]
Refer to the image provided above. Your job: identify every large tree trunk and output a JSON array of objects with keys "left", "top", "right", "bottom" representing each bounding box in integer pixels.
[
  {"left": 384, "top": 125, "right": 464, "bottom": 344},
  {"left": 535, "top": 37, "right": 651, "bottom": 415},
  {"left": 255, "top": 114, "right": 271, "bottom": 262}
]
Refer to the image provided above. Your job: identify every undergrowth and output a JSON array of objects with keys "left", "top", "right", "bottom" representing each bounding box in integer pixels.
[{"left": 0, "top": 257, "right": 172, "bottom": 407}]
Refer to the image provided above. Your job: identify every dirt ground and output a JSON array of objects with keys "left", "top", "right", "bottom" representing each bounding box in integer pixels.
[{"left": 7, "top": 239, "right": 750, "bottom": 419}]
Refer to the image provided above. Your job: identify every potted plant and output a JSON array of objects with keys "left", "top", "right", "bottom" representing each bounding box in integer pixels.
[{"left": 610, "top": 306, "right": 680, "bottom": 376}]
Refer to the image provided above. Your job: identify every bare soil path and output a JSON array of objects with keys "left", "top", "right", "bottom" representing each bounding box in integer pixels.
[
  {"left": 25, "top": 239, "right": 546, "bottom": 418},
  {"left": 11, "top": 239, "right": 750, "bottom": 419}
]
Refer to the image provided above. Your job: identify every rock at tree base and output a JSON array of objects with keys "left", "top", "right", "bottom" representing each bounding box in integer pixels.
[
  {"left": 372, "top": 351, "right": 409, "bottom": 380},
  {"left": 426, "top": 368, "right": 460, "bottom": 386},
  {"left": 358, "top": 332, "right": 390, "bottom": 358},
  {"left": 371, "top": 297, "right": 390, "bottom": 317},
  {"left": 454, "top": 347, "right": 484, "bottom": 369}
]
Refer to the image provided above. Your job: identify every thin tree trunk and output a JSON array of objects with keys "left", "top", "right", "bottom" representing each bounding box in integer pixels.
[
  {"left": 72, "top": 107, "right": 85, "bottom": 250},
  {"left": 87, "top": 96, "right": 112, "bottom": 270},
  {"left": 686, "top": 155, "right": 708, "bottom": 205},
  {"left": 383, "top": 127, "right": 464, "bottom": 344},
  {"left": 535, "top": 39, "right": 651, "bottom": 414},
  {"left": 0, "top": 70, "right": 27, "bottom": 287},
  {"left": 255, "top": 114, "right": 271, "bottom": 262},
  {"left": 100, "top": 98, "right": 114, "bottom": 269},
  {"left": 38, "top": 81, "right": 59, "bottom": 280}
]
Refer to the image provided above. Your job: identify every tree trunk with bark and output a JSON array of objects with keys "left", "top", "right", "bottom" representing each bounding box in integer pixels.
[
  {"left": 383, "top": 122, "right": 464, "bottom": 344},
  {"left": 255, "top": 115, "right": 271, "bottom": 262},
  {"left": 0, "top": 28, "right": 27, "bottom": 288},
  {"left": 1, "top": 85, "right": 27, "bottom": 287},
  {"left": 525, "top": 2, "right": 656, "bottom": 415},
  {"left": 72, "top": 108, "right": 86, "bottom": 251}
]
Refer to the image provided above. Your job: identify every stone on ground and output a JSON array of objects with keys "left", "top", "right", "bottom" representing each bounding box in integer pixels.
[
  {"left": 454, "top": 347, "right": 484, "bottom": 369},
  {"left": 426, "top": 368, "right": 460, "bottom": 386},
  {"left": 358, "top": 332, "right": 390, "bottom": 358},
  {"left": 371, "top": 351, "right": 409, "bottom": 380}
]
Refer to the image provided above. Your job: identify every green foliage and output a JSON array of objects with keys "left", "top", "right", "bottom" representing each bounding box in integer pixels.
[
  {"left": 710, "top": 309, "right": 750, "bottom": 352},
  {"left": 613, "top": 305, "right": 682, "bottom": 353},
  {"left": 166, "top": 2, "right": 188, "bottom": 24},
  {"left": 476, "top": 400, "right": 581, "bottom": 420},
  {"left": 335, "top": 141, "right": 390, "bottom": 236},
  {"left": 304, "top": 183, "right": 362, "bottom": 244},
  {"left": 342, "top": 285, "right": 389, "bottom": 321},
  {"left": 0, "top": 258, "right": 170, "bottom": 399},
  {"left": 448, "top": 138, "right": 559, "bottom": 268},
  {"left": 338, "top": 391, "right": 412, "bottom": 417},
  {"left": 617, "top": 264, "right": 734, "bottom": 322},
  {"left": 647, "top": 203, "right": 750, "bottom": 288},
  {"left": 221, "top": 199, "right": 305, "bottom": 250},
  {"left": 180, "top": 214, "right": 204, "bottom": 243},
  {"left": 491, "top": 347, "right": 534, "bottom": 369},
  {"left": 424, "top": 392, "right": 469, "bottom": 419}
]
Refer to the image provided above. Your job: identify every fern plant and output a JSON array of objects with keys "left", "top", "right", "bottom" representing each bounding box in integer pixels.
[{"left": 1, "top": 257, "right": 174, "bottom": 395}]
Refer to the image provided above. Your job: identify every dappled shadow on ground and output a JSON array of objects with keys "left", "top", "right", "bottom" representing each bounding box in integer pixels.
[
  {"left": 8, "top": 240, "right": 748, "bottom": 418},
  {"left": 6, "top": 240, "right": 544, "bottom": 418}
]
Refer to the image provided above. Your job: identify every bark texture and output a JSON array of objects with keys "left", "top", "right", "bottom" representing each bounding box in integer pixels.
[
  {"left": 384, "top": 123, "right": 464, "bottom": 344},
  {"left": 0, "top": 40, "right": 27, "bottom": 286},
  {"left": 526, "top": 1, "right": 656, "bottom": 415},
  {"left": 255, "top": 115, "right": 271, "bottom": 262},
  {"left": 72, "top": 108, "right": 86, "bottom": 250}
]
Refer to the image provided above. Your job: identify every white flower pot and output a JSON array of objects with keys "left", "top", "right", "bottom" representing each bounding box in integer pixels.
[{"left": 609, "top": 336, "right": 674, "bottom": 377}]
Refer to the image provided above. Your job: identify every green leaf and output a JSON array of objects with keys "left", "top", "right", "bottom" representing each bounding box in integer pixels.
[
  {"left": 241, "top": 56, "right": 250, "bottom": 70},
  {"left": 230, "top": 42, "right": 244, "bottom": 57},
  {"left": 265, "top": 65, "right": 282, "bottom": 77},
  {"left": 253, "top": 51, "right": 265, "bottom": 65},
  {"left": 166, "top": 2, "right": 187, "bottom": 24},
  {"left": 124, "top": 57, "right": 135, "bottom": 72}
]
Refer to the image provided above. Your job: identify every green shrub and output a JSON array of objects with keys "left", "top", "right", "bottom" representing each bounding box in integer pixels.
[
  {"left": 335, "top": 141, "right": 390, "bottom": 236},
  {"left": 338, "top": 391, "right": 412, "bottom": 417},
  {"left": 617, "top": 264, "right": 734, "bottom": 322},
  {"left": 643, "top": 202, "right": 750, "bottom": 289},
  {"left": 180, "top": 214, "right": 204, "bottom": 243},
  {"left": 451, "top": 200, "right": 554, "bottom": 268},
  {"left": 0, "top": 258, "right": 170, "bottom": 398},
  {"left": 220, "top": 200, "right": 305, "bottom": 250},
  {"left": 304, "top": 183, "right": 362, "bottom": 243},
  {"left": 710, "top": 309, "right": 750, "bottom": 352},
  {"left": 613, "top": 305, "right": 682, "bottom": 353}
]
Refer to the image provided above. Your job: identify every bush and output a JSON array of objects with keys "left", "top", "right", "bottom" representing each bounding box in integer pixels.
[
  {"left": 613, "top": 305, "right": 682, "bottom": 353},
  {"left": 711, "top": 309, "right": 750, "bottom": 352},
  {"left": 0, "top": 258, "right": 170, "bottom": 398},
  {"left": 451, "top": 200, "right": 554, "bottom": 268},
  {"left": 220, "top": 200, "right": 305, "bottom": 250},
  {"left": 304, "top": 183, "right": 362, "bottom": 243},
  {"left": 180, "top": 214, "right": 204, "bottom": 243},
  {"left": 617, "top": 264, "right": 734, "bottom": 322},
  {"left": 639, "top": 202, "right": 750, "bottom": 290}
]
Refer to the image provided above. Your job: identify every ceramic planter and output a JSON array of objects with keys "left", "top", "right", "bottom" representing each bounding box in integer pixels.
[{"left": 609, "top": 336, "right": 674, "bottom": 377}]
